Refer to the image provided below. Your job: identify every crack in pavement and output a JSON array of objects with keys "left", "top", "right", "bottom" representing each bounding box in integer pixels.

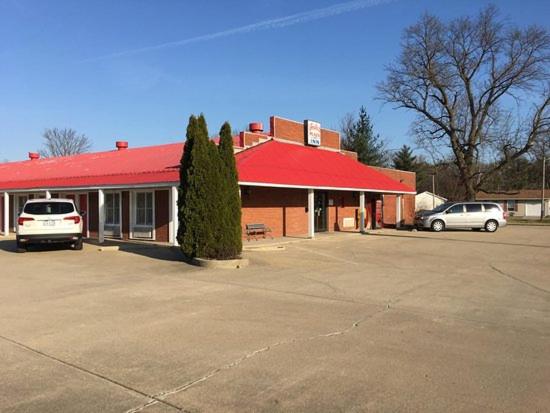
[
  {"left": 125, "top": 306, "right": 391, "bottom": 413},
  {"left": 489, "top": 264, "right": 550, "bottom": 296},
  {"left": 0, "top": 334, "right": 186, "bottom": 412}
]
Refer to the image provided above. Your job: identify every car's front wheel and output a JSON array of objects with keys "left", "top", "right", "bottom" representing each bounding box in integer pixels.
[
  {"left": 485, "top": 220, "right": 498, "bottom": 233},
  {"left": 431, "top": 219, "right": 445, "bottom": 232}
]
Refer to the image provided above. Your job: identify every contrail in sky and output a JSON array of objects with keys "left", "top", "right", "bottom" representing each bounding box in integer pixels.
[{"left": 83, "top": 0, "right": 394, "bottom": 62}]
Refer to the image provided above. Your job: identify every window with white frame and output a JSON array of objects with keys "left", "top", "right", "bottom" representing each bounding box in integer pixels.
[
  {"left": 135, "top": 192, "right": 153, "bottom": 226},
  {"left": 105, "top": 193, "right": 120, "bottom": 225}
]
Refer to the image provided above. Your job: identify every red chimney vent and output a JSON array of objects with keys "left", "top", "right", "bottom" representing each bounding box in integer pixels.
[
  {"left": 249, "top": 122, "right": 263, "bottom": 133},
  {"left": 116, "top": 141, "right": 128, "bottom": 150},
  {"left": 28, "top": 152, "right": 40, "bottom": 160}
]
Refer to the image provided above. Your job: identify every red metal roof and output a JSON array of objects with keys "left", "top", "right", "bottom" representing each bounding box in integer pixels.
[
  {"left": 0, "top": 139, "right": 414, "bottom": 193},
  {"left": 236, "top": 140, "right": 415, "bottom": 193},
  {"left": 0, "top": 143, "right": 183, "bottom": 190}
]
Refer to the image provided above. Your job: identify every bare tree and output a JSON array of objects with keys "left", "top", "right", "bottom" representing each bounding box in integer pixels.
[
  {"left": 40, "top": 128, "right": 92, "bottom": 157},
  {"left": 378, "top": 6, "right": 550, "bottom": 200}
]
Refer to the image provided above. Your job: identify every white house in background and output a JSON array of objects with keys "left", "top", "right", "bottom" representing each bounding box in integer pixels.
[{"left": 415, "top": 191, "right": 447, "bottom": 211}]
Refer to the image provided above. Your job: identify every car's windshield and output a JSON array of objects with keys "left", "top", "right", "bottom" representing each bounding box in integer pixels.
[
  {"left": 430, "top": 202, "right": 454, "bottom": 213},
  {"left": 23, "top": 202, "right": 75, "bottom": 215}
]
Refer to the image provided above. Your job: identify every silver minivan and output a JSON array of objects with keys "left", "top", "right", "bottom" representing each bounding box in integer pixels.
[{"left": 415, "top": 202, "right": 508, "bottom": 232}]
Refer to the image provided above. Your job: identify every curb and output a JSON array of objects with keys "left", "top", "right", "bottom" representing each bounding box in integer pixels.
[{"left": 191, "top": 257, "right": 249, "bottom": 269}]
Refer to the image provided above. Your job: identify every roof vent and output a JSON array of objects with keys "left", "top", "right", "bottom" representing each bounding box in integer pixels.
[
  {"left": 116, "top": 141, "right": 128, "bottom": 150},
  {"left": 249, "top": 122, "right": 263, "bottom": 133},
  {"left": 28, "top": 152, "right": 40, "bottom": 160}
]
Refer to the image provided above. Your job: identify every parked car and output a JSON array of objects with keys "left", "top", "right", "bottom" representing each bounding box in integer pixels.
[
  {"left": 415, "top": 201, "right": 507, "bottom": 232},
  {"left": 16, "top": 198, "right": 84, "bottom": 252}
]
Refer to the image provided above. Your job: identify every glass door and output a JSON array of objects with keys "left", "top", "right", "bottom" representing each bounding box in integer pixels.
[{"left": 314, "top": 192, "right": 328, "bottom": 232}]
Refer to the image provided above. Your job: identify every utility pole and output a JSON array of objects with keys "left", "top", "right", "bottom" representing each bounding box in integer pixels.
[{"left": 542, "top": 138, "right": 547, "bottom": 220}]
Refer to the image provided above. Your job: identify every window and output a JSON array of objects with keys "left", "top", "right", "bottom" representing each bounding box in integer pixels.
[
  {"left": 105, "top": 193, "right": 120, "bottom": 225},
  {"left": 135, "top": 192, "right": 153, "bottom": 226},
  {"left": 507, "top": 200, "right": 517, "bottom": 211},
  {"left": 483, "top": 203, "right": 499, "bottom": 212},
  {"left": 24, "top": 202, "right": 74, "bottom": 215},
  {"left": 447, "top": 204, "right": 464, "bottom": 214},
  {"left": 465, "top": 203, "right": 482, "bottom": 213}
]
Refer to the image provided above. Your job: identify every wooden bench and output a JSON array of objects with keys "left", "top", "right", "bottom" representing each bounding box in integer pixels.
[{"left": 245, "top": 223, "right": 273, "bottom": 241}]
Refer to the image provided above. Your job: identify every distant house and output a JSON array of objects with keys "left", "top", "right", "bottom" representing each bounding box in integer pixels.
[
  {"left": 476, "top": 190, "right": 550, "bottom": 217},
  {"left": 415, "top": 191, "right": 447, "bottom": 211}
]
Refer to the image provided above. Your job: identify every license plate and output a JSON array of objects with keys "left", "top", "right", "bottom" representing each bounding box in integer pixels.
[{"left": 42, "top": 220, "right": 56, "bottom": 226}]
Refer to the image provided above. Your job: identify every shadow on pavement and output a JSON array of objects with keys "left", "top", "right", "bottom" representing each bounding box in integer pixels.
[
  {"left": 367, "top": 231, "right": 550, "bottom": 249},
  {"left": 85, "top": 239, "right": 187, "bottom": 262}
]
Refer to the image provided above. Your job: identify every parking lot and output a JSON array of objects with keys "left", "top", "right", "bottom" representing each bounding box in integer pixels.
[{"left": 1, "top": 225, "right": 549, "bottom": 413}]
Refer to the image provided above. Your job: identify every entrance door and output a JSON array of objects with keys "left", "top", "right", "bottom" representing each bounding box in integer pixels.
[{"left": 314, "top": 192, "right": 327, "bottom": 232}]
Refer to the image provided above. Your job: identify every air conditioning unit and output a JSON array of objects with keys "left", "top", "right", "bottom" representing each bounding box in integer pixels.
[{"left": 342, "top": 217, "right": 355, "bottom": 228}]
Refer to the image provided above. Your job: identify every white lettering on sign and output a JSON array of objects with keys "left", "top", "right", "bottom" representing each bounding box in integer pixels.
[{"left": 305, "top": 120, "right": 321, "bottom": 146}]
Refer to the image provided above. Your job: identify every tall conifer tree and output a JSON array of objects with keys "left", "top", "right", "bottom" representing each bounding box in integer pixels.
[
  {"left": 341, "top": 106, "right": 388, "bottom": 166},
  {"left": 178, "top": 114, "right": 217, "bottom": 258},
  {"left": 392, "top": 145, "right": 418, "bottom": 172},
  {"left": 218, "top": 122, "right": 242, "bottom": 258}
]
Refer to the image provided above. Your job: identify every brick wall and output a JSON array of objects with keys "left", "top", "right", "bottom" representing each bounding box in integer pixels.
[
  {"left": 371, "top": 167, "right": 416, "bottom": 227},
  {"left": 326, "top": 190, "right": 359, "bottom": 232},
  {"left": 242, "top": 187, "right": 370, "bottom": 238},
  {"left": 155, "top": 190, "right": 169, "bottom": 242},
  {"left": 381, "top": 194, "right": 416, "bottom": 227},
  {"left": 241, "top": 186, "right": 308, "bottom": 237},
  {"left": 241, "top": 131, "right": 269, "bottom": 147},
  {"left": 371, "top": 167, "right": 416, "bottom": 190},
  {"left": 269, "top": 116, "right": 340, "bottom": 150}
]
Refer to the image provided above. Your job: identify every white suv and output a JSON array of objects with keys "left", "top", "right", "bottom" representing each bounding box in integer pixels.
[{"left": 16, "top": 198, "right": 84, "bottom": 252}]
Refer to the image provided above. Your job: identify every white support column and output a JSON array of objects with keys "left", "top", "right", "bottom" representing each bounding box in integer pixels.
[
  {"left": 396, "top": 194, "right": 402, "bottom": 228},
  {"left": 308, "top": 189, "right": 315, "bottom": 239},
  {"left": 98, "top": 189, "right": 105, "bottom": 244},
  {"left": 2, "top": 192, "right": 9, "bottom": 236},
  {"left": 45, "top": 190, "right": 51, "bottom": 199},
  {"left": 359, "top": 191, "right": 366, "bottom": 233},
  {"left": 169, "top": 186, "right": 179, "bottom": 246}
]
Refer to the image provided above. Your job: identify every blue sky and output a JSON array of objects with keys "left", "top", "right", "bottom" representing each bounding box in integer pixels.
[{"left": 1, "top": 0, "right": 548, "bottom": 161}]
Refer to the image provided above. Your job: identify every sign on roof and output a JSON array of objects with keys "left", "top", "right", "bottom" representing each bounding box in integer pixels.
[{"left": 305, "top": 120, "right": 321, "bottom": 146}]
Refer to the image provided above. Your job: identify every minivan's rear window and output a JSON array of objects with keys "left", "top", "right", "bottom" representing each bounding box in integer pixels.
[{"left": 23, "top": 202, "right": 74, "bottom": 215}]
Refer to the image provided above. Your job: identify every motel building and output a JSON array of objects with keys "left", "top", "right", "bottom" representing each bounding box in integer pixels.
[{"left": 0, "top": 116, "right": 416, "bottom": 245}]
